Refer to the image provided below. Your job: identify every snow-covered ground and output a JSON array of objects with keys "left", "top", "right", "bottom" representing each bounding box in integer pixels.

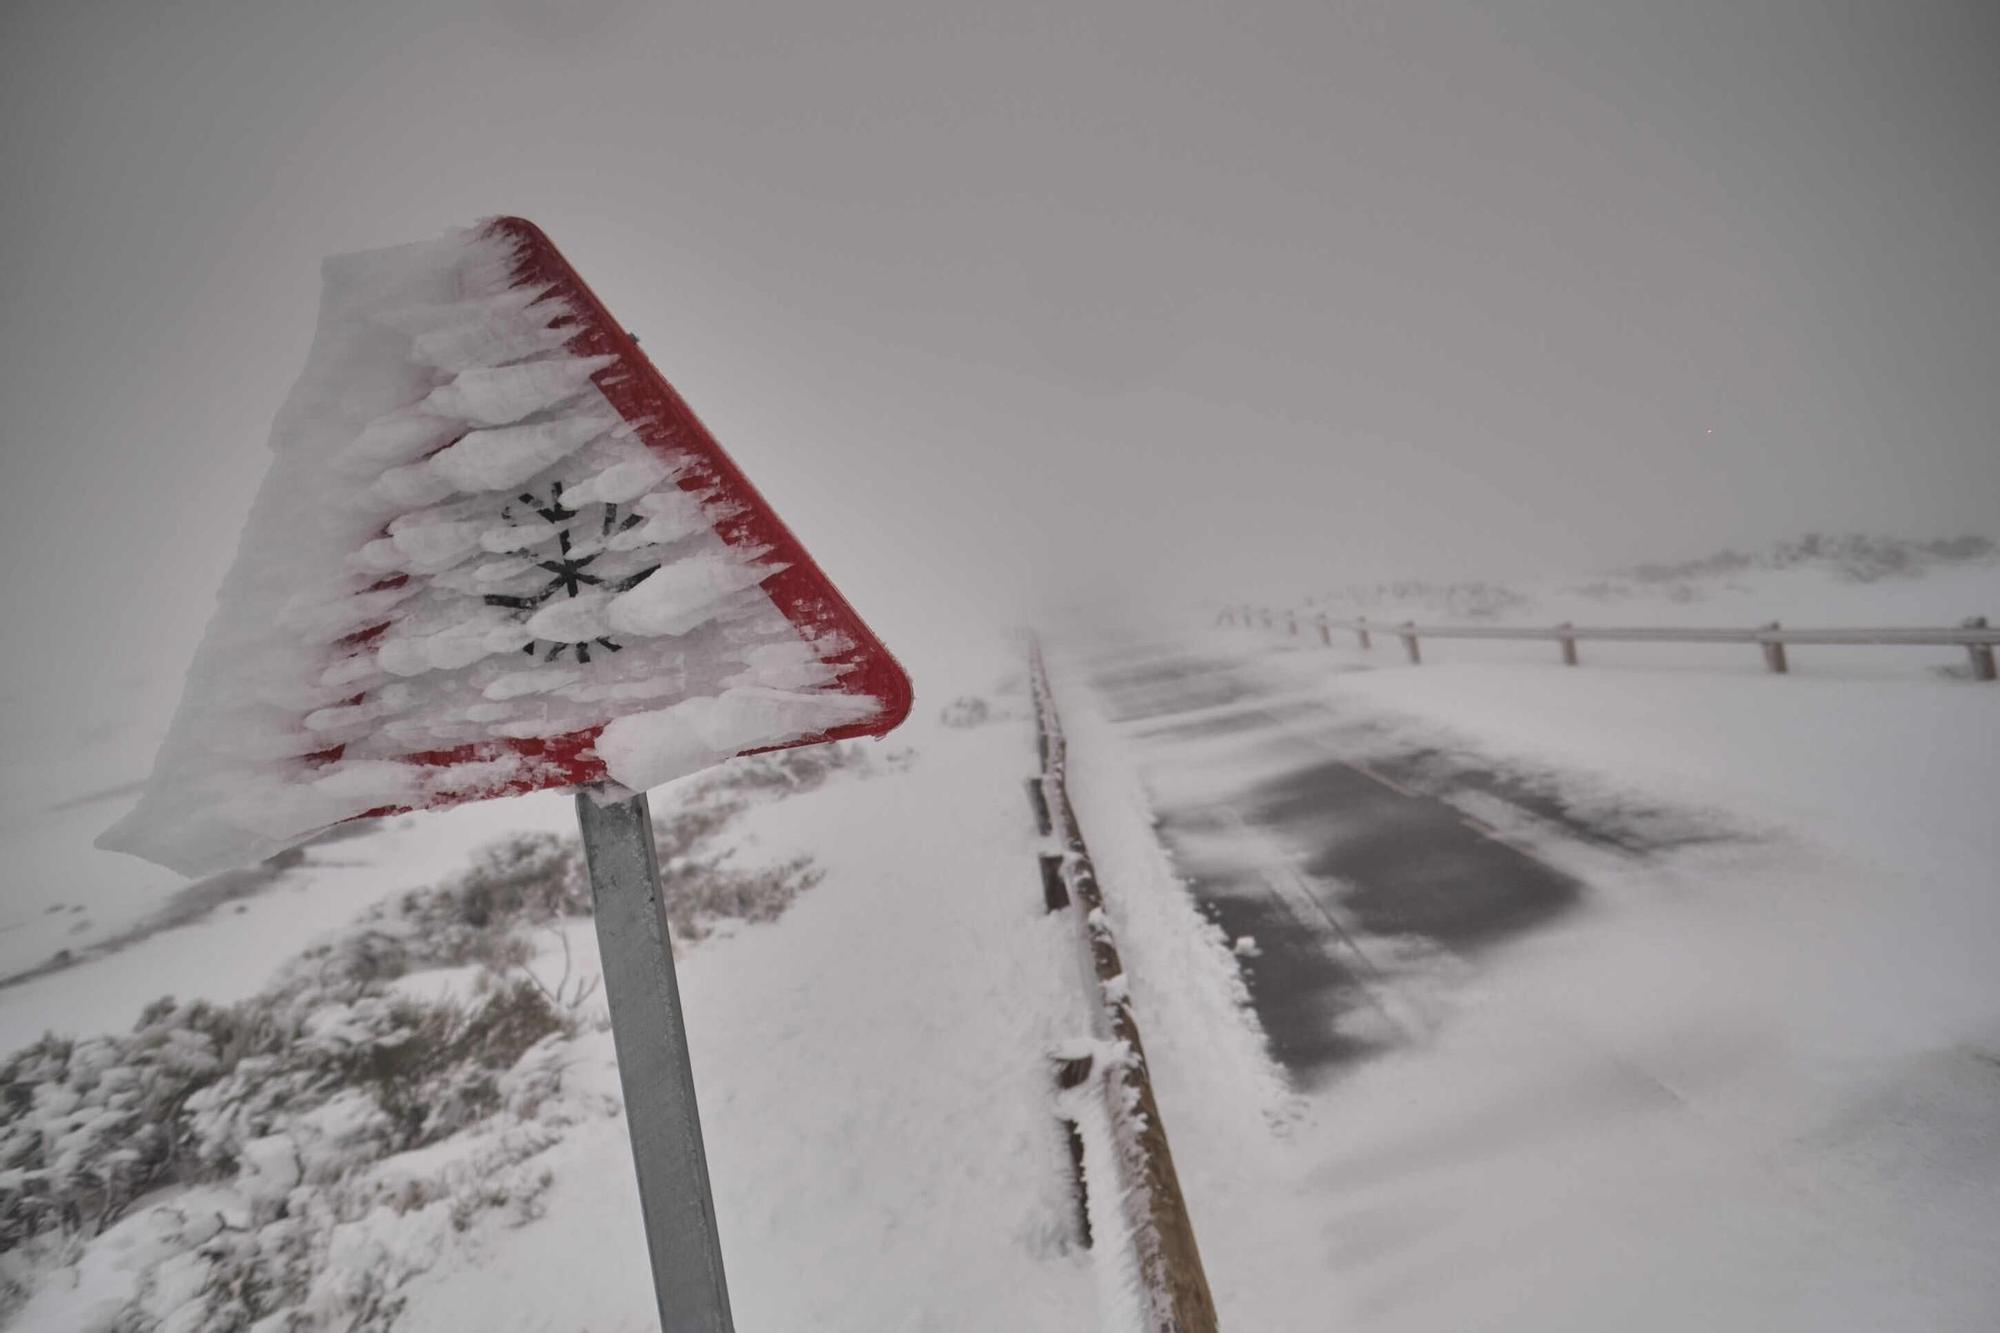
[
  {"left": 1, "top": 628, "right": 1113, "bottom": 1331},
  {"left": 5, "top": 542, "right": 1995, "bottom": 1331},
  {"left": 0, "top": 689, "right": 582, "bottom": 1055},
  {"left": 391, "top": 706, "right": 1098, "bottom": 1333},
  {"left": 1045, "top": 545, "right": 2000, "bottom": 1331}
]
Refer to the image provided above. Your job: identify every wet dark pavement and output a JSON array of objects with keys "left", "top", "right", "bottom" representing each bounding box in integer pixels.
[
  {"left": 1255, "top": 758, "right": 1578, "bottom": 949},
  {"left": 1078, "top": 642, "right": 1704, "bottom": 1088}
]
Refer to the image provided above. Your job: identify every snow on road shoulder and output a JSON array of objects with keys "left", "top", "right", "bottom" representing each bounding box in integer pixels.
[
  {"left": 5, "top": 683, "right": 1102, "bottom": 1331},
  {"left": 1042, "top": 647, "right": 1296, "bottom": 1327},
  {"left": 395, "top": 710, "right": 1098, "bottom": 1332}
]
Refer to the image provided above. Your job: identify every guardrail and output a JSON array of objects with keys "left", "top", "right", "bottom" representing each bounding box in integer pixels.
[
  {"left": 1220, "top": 606, "right": 2000, "bottom": 681},
  {"left": 1029, "top": 640, "right": 1219, "bottom": 1333}
]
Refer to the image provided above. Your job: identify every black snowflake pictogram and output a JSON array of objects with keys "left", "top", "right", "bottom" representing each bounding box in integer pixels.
[{"left": 483, "top": 481, "right": 657, "bottom": 663}]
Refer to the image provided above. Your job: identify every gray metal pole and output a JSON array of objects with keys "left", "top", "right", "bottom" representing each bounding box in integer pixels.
[{"left": 576, "top": 787, "right": 736, "bottom": 1333}]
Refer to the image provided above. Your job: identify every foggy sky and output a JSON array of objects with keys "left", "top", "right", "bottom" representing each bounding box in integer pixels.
[{"left": 4, "top": 1, "right": 1997, "bottom": 742}]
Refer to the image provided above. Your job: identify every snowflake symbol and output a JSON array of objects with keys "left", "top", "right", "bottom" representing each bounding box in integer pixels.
[{"left": 482, "top": 481, "right": 656, "bottom": 663}]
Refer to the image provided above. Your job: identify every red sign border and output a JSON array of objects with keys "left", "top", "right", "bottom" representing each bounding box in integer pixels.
[{"left": 340, "top": 217, "right": 914, "bottom": 808}]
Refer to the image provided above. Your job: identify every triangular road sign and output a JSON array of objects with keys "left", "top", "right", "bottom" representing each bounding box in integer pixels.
[{"left": 102, "top": 217, "right": 911, "bottom": 877}]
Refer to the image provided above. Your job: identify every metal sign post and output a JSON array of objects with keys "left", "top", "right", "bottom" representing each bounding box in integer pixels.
[{"left": 577, "top": 787, "right": 736, "bottom": 1333}]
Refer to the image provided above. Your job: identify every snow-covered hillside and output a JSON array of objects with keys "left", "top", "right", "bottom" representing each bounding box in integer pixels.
[{"left": 1302, "top": 533, "right": 1999, "bottom": 640}]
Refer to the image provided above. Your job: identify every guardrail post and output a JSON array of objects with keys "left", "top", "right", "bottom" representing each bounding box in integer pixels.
[
  {"left": 1558, "top": 623, "right": 1578, "bottom": 666},
  {"left": 1355, "top": 617, "right": 1372, "bottom": 650},
  {"left": 1400, "top": 622, "right": 1421, "bottom": 665},
  {"left": 1316, "top": 615, "right": 1331, "bottom": 646},
  {"left": 1965, "top": 616, "right": 1997, "bottom": 681},
  {"left": 1760, "top": 622, "right": 1789, "bottom": 675}
]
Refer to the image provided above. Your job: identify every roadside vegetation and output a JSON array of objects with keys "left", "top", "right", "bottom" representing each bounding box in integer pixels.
[{"left": 0, "top": 744, "right": 871, "bottom": 1331}]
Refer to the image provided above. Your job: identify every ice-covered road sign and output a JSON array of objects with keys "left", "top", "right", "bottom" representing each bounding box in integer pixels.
[
  {"left": 103, "top": 218, "right": 916, "bottom": 1333},
  {"left": 101, "top": 217, "right": 911, "bottom": 879}
]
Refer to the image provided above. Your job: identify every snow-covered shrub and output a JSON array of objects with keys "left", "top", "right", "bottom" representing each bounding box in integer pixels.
[
  {"left": 664, "top": 850, "right": 824, "bottom": 943},
  {"left": 434, "top": 834, "right": 590, "bottom": 934},
  {"left": 0, "top": 983, "right": 565, "bottom": 1236},
  {"left": 354, "top": 747, "right": 852, "bottom": 960},
  {"left": 1322, "top": 580, "right": 1532, "bottom": 621},
  {"left": 637, "top": 745, "right": 869, "bottom": 942},
  {"left": 1628, "top": 533, "right": 1995, "bottom": 585},
  {"left": 0, "top": 1001, "right": 239, "bottom": 1254},
  {"left": 0, "top": 976, "right": 571, "bottom": 1331},
  {"left": 321, "top": 833, "right": 592, "bottom": 982},
  {"left": 0, "top": 838, "right": 598, "bottom": 1328},
  {"left": 1, "top": 735, "right": 875, "bottom": 1327},
  {"left": 938, "top": 696, "right": 992, "bottom": 728},
  {"left": 1922, "top": 534, "right": 1993, "bottom": 562},
  {"left": 691, "top": 739, "right": 868, "bottom": 796},
  {"left": 1629, "top": 548, "right": 1755, "bottom": 584},
  {"left": 3, "top": 745, "right": 861, "bottom": 1327}
]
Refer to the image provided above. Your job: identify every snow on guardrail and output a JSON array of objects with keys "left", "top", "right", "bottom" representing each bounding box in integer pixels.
[{"left": 1029, "top": 640, "right": 1219, "bottom": 1333}]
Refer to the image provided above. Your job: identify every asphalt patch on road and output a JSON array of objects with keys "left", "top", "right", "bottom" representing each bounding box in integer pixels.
[
  {"left": 1252, "top": 760, "right": 1582, "bottom": 951},
  {"left": 1078, "top": 642, "right": 1609, "bottom": 1086},
  {"left": 1134, "top": 699, "right": 1320, "bottom": 745},
  {"left": 1185, "top": 877, "right": 1381, "bottom": 1077},
  {"left": 1365, "top": 748, "right": 1729, "bottom": 857}
]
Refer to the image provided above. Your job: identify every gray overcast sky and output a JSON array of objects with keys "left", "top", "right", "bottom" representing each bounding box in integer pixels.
[{"left": 3, "top": 1, "right": 1997, "bottom": 735}]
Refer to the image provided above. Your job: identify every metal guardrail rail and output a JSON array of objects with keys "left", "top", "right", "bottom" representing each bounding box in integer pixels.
[
  {"left": 1029, "top": 640, "right": 1220, "bottom": 1333},
  {"left": 1221, "top": 606, "right": 2000, "bottom": 680}
]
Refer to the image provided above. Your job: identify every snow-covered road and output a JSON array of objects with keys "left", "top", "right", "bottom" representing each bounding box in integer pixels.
[
  {"left": 1050, "top": 622, "right": 2000, "bottom": 1332},
  {"left": 1083, "top": 644, "right": 1597, "bottom": 1085}
]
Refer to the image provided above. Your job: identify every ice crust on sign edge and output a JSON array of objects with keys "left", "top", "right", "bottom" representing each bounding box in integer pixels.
[{"left": 100, "top": 223, "right": 883, "bottom": 879}]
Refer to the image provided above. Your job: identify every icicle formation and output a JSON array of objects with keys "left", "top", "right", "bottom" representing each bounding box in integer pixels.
[{"left": 101, "top": 223, "right": 884, "bottom": 877}]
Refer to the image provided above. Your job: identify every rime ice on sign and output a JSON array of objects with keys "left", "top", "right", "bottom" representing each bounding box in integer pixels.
[{"left": 101, "top": 222, "right": 903, "bottom": 877}]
